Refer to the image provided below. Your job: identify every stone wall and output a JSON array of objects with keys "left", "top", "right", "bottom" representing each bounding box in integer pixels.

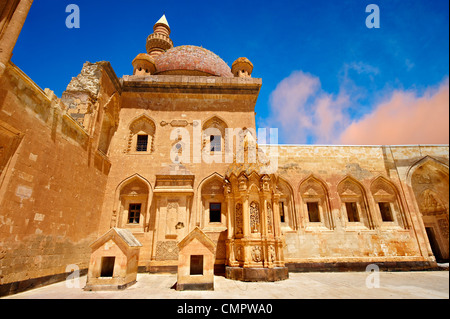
[
  {"left": 0, "top": 62, "right": 117, "bottom": 295},
  {"left": 269, "top": 144, "right": 448, "bottom": 266}
]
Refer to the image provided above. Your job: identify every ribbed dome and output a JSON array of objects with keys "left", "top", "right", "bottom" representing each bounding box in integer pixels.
[{"left": 154, "top": 45, "right": 234, "bottom": 77}]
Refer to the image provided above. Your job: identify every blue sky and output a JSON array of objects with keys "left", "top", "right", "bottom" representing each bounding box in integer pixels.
[{"left": 12, "top": 0, "right": 449, "bottom": 145}]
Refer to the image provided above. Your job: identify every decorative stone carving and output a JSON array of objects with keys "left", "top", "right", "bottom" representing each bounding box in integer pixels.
[
  {"left": 250, "top": 201, "right": 260, "bottom": 233},
  {"left": 438, "top": 219, "right": 449, "bottom": 240},
  {"left": 166, "top": 201, "right": 179, "bottom": 236},
  {"left": 155, "top": 241, "right": 179, "bottom": 261},
  {"left": 235, "top": 203, "right": 243, "bottom": 236},
  {"left": 251, "top": 246, "right": 262, "bottom": 262},
  {"left": 170, "top": 119, "right": 188, "bottom": 127},
  {"left": 266, "top": 202, "right": 273, "bottom": 233},
  {"left": 260, "top": 175, "right": 270, "bottom": 192},
  {"left": 224, "top": 179, "right": 232, "bottom": 194},
  {"left": 268, "top": 245, "right": 276, "bottom": 263},
  {"left": 126, "top": 115, "right": 156, "bottom": 153},
  {"left": 236, "top": 245, "right": 243, "bottom": 261},
  {"left": 420, "top": 189, "right": 446, "bottom": 215},
  {"left": 238, "top": 175, "right": 247, "bottom": 191}
]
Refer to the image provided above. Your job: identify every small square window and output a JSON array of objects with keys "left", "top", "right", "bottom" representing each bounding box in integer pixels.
[
  {"left": 128, "top": 203, "right": 141, "bottom": 224},
  {"left": 345, "top": 202, "right": 360, "bottom": 222},
  {"left": 307, "top": 202, "right": 320, "bottom": 222},
  {"left": 100, "top": 256, "right": 115, "bottom": 277},
  {"left": 379, "top": 202, "right": 394, "bottom": 222},
  {"left": 210, "top": 135, "right": 221, "bottom": 152},
  {"left": 209, "top": 203, "right": 221, "bottom": 223},
  {"left": 190, "top": 255, "right": 204, "bottom": 275},
  {"left": 136, "top": 135, "right": 148, "bottom": 152}
]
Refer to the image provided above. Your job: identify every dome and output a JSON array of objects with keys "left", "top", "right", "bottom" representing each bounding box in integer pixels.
[
  {"left": 232, "top": 57, "right": 253, "bottom": 78},
  {"left": 154, "top": 45, "right": 234, "bottom": 77}
]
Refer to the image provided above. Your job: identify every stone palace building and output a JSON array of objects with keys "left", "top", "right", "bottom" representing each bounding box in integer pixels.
[{"left": 0, "top": 1, "right": 448, "bottom": 295}]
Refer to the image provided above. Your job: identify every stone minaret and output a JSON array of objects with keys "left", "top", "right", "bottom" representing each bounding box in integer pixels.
[{"left": 146, "top": 15, "right": 174, "bottom": 58}]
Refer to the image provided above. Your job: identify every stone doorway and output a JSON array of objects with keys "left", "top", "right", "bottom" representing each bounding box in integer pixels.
[
  {"left": 425, "top": 227, "right": 446, "bottom": 262},
  {"left": 410, "top": 158, "right": 449, "bottom": 262}
]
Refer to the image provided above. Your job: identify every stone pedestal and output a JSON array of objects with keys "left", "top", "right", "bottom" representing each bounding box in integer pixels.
[{"left": 225, "top": 266, "right": 289, "bottom": 282}]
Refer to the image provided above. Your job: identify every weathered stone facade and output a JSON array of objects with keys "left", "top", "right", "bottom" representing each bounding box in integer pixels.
[{"left": 0, "top": 3, "right": 448, "bottom": 295}]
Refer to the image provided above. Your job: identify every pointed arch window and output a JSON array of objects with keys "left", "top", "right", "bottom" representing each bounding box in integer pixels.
[
  {"left": 337, "top": 177, "right": 374, "bottom": 230},
  {"left": 299, "top": 176, "right": 334, "bottom": 230},
  {"left": 277, "top": 178, "right": 297, "bottom": 231},
  {"left": 200, "top": 174, "right": 226, "bottom": 228},
  {"left": 116, "top": 176, "right": 150, "bottom": 232},
  {"left": 202, "top": 116, "right": 227, "bottom": 156},
  {"left": 126, "top": 115, "right": 156, "bottom": 154},
  {"left": 370, "top": 177, "right": 408, "bottom": 229}
]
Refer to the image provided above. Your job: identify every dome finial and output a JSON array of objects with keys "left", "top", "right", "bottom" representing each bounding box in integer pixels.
[
  {"left": 146, "top": 14, "right": 173, "bottom": 57},
  {"left": 154, "top": 14, "right": 170, "bottom": 33}
]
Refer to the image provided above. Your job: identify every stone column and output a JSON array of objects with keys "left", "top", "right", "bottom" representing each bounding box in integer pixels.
[
  {"left": 226, "top": 194, "right": 233, "bottom": 239},
  {"left": 242, "top": 195, "right": 250, "bottom": 237},
  {"left": 272, "top": 194, "right": 283, "bottom": 265},
  {"left": 0, "top": 0, "right": 34, "bottom": 77},
  {"left": 272, "top": 194, "right": 281, "bottom": 238},
  {"left": 260, "top": 195, "right": 268, "bottom": 268},
  {"left": 242, "top": 195, "right": 251, "bottom": 267},
  {"left": 225, "top": 193, "right": 235, "bottom": 266}
]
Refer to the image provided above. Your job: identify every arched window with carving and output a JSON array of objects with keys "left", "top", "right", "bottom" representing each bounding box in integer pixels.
[
  {"left": 299, "top": 176, "right": 334, "bottom": 230},
  {"left": 370, "top": 176, "right": 408, "bottom": 229},
  {"left": 202, "top": 116, "right": 228, "bottom": 155},
  {"left": 337, "top": 176, "right": 374, "bottom": 230},
  {"left": 115, "top": 175, "right": 151, "bottom": 232},
  {"left": 126, "top": 115, "right": 156, "bottom": 154},
  {"left": 200, "top": 174, "right": 226, "bottom": 228},
  {"left": 277, "top": 178, "right": 297, "bottom": 231}
]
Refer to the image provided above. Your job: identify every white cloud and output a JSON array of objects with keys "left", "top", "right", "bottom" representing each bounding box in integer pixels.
[{"left": 262, "top": 69, "right": 449, "bottom": 146}]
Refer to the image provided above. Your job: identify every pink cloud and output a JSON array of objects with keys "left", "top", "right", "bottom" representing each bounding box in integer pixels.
[
  {"left": 267, "top": 71, "right": 350, "bottom": 144},
  {"left": 339, "top": 78, "right": 449, "bottom": 145},
  {"left": 263, "top": 70, "right": 449, "bottom": 146}
]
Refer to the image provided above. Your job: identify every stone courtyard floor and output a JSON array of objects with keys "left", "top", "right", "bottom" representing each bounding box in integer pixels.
[{"left": 2, "top": 270, "right": 448, "bottom": 299}]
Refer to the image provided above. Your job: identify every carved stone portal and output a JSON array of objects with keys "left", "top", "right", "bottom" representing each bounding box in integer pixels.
[{"left": 224, "top": 141, "right": 288, "bottom": 282}]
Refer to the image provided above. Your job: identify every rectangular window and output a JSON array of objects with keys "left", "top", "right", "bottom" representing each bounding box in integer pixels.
[
  {"left": 136, "top": 135, "right": 148, "bottom": 152},
  {"left": 307, "top": 202, "right": 320, "bottom": 222},
  {"left": 128, "top": 203, "right": 141, "bottom": 224},
  {"left": 209, "top": 203, "right": 221, "bottom": 223},
  {"left": 190, "top": 255, "right": 204, "bottom": 276},
  {"left": 378, "top": 202, "right": 394, "bottom": 222},
  {"left": 100, "top": 256, "right": 115, "bottom": 277},
  {"left": 210, "top": 135, "right": 221, "bottom": 152},
  {"left": 345, "top": 202, "right": 360, "bottom": 222},
  {"left": 280, "top": 202, "right": 286, "bottom": 223}
]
